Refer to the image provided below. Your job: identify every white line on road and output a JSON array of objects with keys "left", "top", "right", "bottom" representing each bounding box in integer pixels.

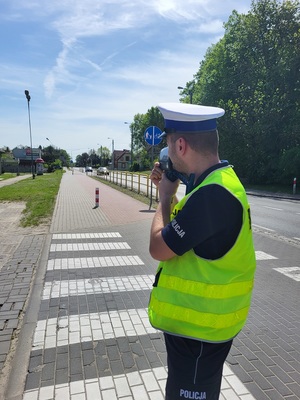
[
  {"left": 24, "top": 367, "right": 168, "bottom": 400},
  {"left": 253, "top": 224, "right": 275, "bottom": 232},
  {"left": 263, "top": 206, "right": 282, "bottom": 211},
  {"left": 32, "top": 308, "right": 156, "bottom": 349},
  {"left": 50, "top": 242, "right": 131, "bottom": 252},
  {"left": 52, "top": 232, "right": 122, "bottom": 239},
  {"left": 23, "top": 365, "right": 256, "bottom": 400},
  {"left": 273, "top": 267, "right": 300, "bottom": 282},
  {"left": 42, "top": 274, "right": 154, "bottom": 299},
  {"left": 255, "top": 251, "right": 278, "bottom": 260},
  {"left": 47, "top": 255, "right": 144, "bottom": 270}
]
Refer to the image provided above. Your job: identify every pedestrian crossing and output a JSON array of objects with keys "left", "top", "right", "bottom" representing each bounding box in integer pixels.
[
  {"left": 33, "top": 308, "right": 157, "bottom": 350},
  {"left": 255, "top": 250, "right": 277, "bottom": 260},
  {"left": 47, "top": 255, "right": 144, "bottom": 270},
  {"left": 42, "top": 275, "right": 153, "bottom": 299},
  {"left": 273, "top": 266, "right": 300, "bottom": 282},
  {"left": 52, "top": 233, "right": 122, "bottom": 239},
  {"left": 26, "top": 231, "right": 296, "bottom": 399},
  {"left": 50, "top": 242, "right": 131, "bottom": 252}
]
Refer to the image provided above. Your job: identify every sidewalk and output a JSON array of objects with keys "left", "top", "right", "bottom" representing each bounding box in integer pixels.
[
  {"left": 0, "top": 174, "right": 32, "bottom": 188},
  {"left": 0, "top": 170, "right": 271, "bottom": 399}
]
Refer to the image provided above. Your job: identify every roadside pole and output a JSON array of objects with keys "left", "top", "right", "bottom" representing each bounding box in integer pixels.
[
  {"left": 293, "top": 177, "right": 297, "bottom": 195},
  {"left": 144, "top": 126, "right": 162, "bottom": 210}
]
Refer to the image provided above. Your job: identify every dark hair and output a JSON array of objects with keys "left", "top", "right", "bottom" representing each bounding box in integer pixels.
[{"left": 170, "top": 129, "right": 219, "bottom": 155}]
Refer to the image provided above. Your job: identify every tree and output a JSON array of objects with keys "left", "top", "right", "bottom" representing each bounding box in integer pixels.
[
  {"left": 131, "top": 107, "right": 165, "bottom": 169},
  {"left": 0, "top": 146, "right": 11, "bottom": 174},
  {"left": 76, "top": 152, "right": 90, "bottom": 167},
  {"left": 279, "top": 146, "right": 300, "bottom": 183},
  {"left": 97, "top": 146, "right": 110, "bottom": 167},
  {"left": 43, "top": 146, "right": 71, "bottom": 168},
  {"left": 184, "top": 0, "right": 300, "bottom": 184}
]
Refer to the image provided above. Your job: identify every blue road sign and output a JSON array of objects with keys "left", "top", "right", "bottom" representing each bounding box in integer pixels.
[{"left": 144, "top": 126, "right": 163, "bottom": 146}]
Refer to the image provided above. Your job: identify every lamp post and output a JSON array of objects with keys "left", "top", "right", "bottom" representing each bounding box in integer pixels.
[
  {"left": 97, "top": 143, "right": 103, "bottom": 167},
  {"left": 108, "top": 137, "right": 114, "bottom": 169},
  {"left": 124, "top": 122, "right": 133, "bottom": 169},
  {"left": 46, "top": 137, "right": 58, "bottom": 167},
  {"left": 178, "top": 85, "right": 193, "bottom": 104},
  {"left": 24, "top": 90, "right": 35, "bottom": 179},
  {"left": 46, "top": 137, "right": 55, "bottom": 147}
]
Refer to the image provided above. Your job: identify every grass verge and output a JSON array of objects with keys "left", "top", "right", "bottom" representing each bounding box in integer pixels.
[
  {"left": 0, "top": 170, "right": 63, "bottom": 227},
  {"left": 0, "top": 173, "right": 27, "bottom": 181}
]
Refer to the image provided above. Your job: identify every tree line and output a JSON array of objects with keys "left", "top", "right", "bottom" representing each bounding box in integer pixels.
[
  {"left": 75, "top": 147, "right": 111, "bottom": 168},
  {"left": 130, "top": 0, "right": 300, "bottom": 185},
  {"left": 0, "top": 145, "right": 71, "bottom": 173}
]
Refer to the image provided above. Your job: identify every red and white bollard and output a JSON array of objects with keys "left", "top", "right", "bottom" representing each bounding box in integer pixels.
[
  {"left": 95, "top": 187, "right": 99, "bottom": 207},
  {"left": 293, "top": 177, "right": 297, "bottom": 195}
]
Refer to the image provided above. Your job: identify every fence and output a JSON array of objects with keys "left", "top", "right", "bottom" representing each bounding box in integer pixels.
[
  {"left": 100, "top": 170, "right": 159, "bottom": 203},
  {"left": 0, "top": 160, "right": 32, "bottom": 174}
]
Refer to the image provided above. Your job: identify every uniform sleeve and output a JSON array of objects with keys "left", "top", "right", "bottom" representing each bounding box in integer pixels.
[{"left": 161, "top": 184, "right": 243, "bottom": 259}]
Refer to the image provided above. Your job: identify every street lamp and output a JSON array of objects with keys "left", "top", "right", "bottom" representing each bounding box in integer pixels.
[
  {"left": 124, "top": 122, "right": 133, "bottom": 169},
  {"left": 46, "top": 137, "right": 55, "bottom": 147},
  {"left": 177, "top": 85, "right": 193, "bottom": 104},
  {"left": 108, "top": 137, "right": 114, "bottom": 169},
  {"left": 97, "top": 143, "right": 103, "bottom": 166},
  {"left": 24, "top": 90, "right": 35, "bottom": 179}
]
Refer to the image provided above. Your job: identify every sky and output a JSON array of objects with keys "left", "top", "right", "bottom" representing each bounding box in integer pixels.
[{"left": 0, "top": 0, "right": 252, "bottom": 161}]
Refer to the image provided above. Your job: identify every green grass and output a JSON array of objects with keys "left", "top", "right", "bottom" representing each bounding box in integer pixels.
[
  {"left": 0, "top": 170, "right": 63, "bottom": 227},
  {"left": 0, "top": 172, "right": 28, "bottom": 180}
]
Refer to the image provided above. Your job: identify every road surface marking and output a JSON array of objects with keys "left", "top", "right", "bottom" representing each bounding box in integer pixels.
[
  {"left": 42, "top": 274, "right": 154, "bottom": 299},
  {"left": 50, "top": 242, "right": 130, "bottom": 251},
  {"left": 47, "top": 255, "right": 144, "bottom": 270},
  {"left": 32, "top": 308, "right": 156, "bottom": 349},
  {"left": 255, "top": 251, "right": 278, "bottom": 260},
  {"left": 23, "top": 365, "right": 256, "bottom": 400},
  {"left": 23, "top": 231, "right": 257, "bottom": 400},
  {"left": 263, "top": 206, "right": 282, "bottom": 211},
  {"left": 52, "top": 232, "right": 122, "bottom": 239},
  {"left": 253, "top": 224, "right": 275, "bottom": 232},
  {"left": 273, "top": 267, "right": 300, "bottom": 282}
]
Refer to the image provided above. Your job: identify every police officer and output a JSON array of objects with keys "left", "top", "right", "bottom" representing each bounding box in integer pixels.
[{"left": 148, "top": 103, "right": 256, "bottom": 400}]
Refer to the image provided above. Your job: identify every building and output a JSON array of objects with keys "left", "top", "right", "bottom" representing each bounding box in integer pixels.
[
  {"left": 0, "top": 147, "right": 43, "bottom": 174},
  {"left": 112, "top": 149, "right": 131, "bottom": 170}
]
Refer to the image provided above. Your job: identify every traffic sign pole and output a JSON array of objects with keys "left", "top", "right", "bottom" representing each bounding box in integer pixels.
[{"left": 144, "top": 126, "right": 163, "bottom": 210}]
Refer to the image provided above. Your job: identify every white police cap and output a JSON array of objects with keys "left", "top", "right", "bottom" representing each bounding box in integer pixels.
[{"left": 158, "top": 102, "right": 225, "bottom": 136}]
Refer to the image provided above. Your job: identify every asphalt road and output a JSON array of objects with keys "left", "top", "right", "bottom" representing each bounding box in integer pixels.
[
  {"left": 249, "top": 196, "right": 300, "bottom": 242},
  {"left": 161, "top": 180, "right": 300, "bottom": 245},
  {"left": 97, "top": 171, "right": 300, "bottom": 246}
]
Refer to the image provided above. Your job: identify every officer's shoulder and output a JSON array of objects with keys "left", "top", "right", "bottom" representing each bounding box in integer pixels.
[{"left": 191, "top": 184, "right": 242, "bottom": 207}]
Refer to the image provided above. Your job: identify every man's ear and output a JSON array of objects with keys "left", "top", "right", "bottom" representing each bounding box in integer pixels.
[{"left": 177, "top": 137, "right": 187, "bottom": 154}]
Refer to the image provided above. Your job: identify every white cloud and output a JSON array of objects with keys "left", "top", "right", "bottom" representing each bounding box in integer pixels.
[{"left": 0, "top": 0, "right": 253, "bottom": 158}]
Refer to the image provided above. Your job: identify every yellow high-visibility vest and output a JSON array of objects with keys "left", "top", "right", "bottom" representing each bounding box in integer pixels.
[{"left": 148, "top": 165, "right": 256, "bottom": 342}]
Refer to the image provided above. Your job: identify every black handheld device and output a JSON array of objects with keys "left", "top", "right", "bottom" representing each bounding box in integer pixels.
[
  {"left": 159, "top": 147, "right": 195, "bottom": 194},
  {"left": 159, "top": 147, "right": 179, "bottom": 182}
]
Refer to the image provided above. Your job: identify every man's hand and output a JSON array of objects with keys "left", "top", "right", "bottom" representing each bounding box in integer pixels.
[
  {"left": 149, "top": 162, "right": 179, "bottom": 261},
  {"left": 150, "top": 162, "right": 163, "bottom": 187},
  {"left": 150, "top": 162, "right": 180, "bottom": 198}
]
